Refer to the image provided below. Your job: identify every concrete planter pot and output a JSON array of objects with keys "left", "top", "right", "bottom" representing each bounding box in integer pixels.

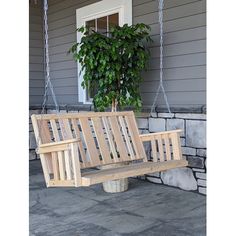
[{"left": 100, "top": 163, "right": 129, "bottom": 193}]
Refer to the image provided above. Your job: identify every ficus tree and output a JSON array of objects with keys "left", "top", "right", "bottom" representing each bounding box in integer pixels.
[{"left": 69, "top": 23, "right": 152, "bottom": 111}]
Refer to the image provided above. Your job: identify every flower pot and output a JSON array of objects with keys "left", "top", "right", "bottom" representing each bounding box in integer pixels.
[{"left": 100, "top": 163, "right": 129, "bottom": 193}]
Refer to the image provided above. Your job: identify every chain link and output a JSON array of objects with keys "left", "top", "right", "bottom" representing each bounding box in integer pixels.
[
  {"left": 36, "top": 0, "right": 67, "bottom": 146},
  {"left": 150, "top": 0, "right": 171, "bottom": 115},
  {"left": 42, "top": 0, "right": 59, "bottom": 114}
]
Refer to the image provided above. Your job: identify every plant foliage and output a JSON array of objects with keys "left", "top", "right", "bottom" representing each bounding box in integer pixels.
[{"left": 69, "top": 23, "right": 152, "bottom": 111}]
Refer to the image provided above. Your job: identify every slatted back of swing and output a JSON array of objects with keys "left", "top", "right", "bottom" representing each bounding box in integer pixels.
[{"left": 32, "top": 111, "right": 147, "bottom": 171}]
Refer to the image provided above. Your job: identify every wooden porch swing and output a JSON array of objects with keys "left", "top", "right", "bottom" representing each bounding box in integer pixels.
[{"left": 31, "top": 111, "right": 187, "bottom": 187}]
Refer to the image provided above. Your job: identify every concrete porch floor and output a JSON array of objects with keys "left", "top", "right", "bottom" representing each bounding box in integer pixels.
[{"left": 29, "top": 160, "right": 206, "bottom": 236}]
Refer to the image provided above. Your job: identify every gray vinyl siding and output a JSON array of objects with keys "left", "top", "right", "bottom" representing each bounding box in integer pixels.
[
  {"left": 30, "top": 0, "right": 206, "bottom": 111},
  {"left": 134, "top": 0, "right": 206, "bottom": 110},
  {"left": 46, "top": 0, "right": 101, "bottom": 105},
  {"left": 29, "top": 2, "right": 44, "bottom": 106}
]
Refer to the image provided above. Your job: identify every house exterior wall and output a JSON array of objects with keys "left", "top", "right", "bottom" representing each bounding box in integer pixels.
[
  {"left": 45, "top": 0, "right": 101, "bottom": 105},
  {"left": 135, "top": 0, "right": 206, "bottom": 111},
  {"left": 29, "top": 0, "right": 207, "bottom": 195},
  {"left": 29, "top": 2, "right": 44, "bottom": 106},
  {"left": 30, "top": 0, "right": 206, "bottom": 112}
]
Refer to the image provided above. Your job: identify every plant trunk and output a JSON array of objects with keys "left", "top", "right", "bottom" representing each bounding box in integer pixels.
[{"left": 111, "top": 98, "right": 118, "bottom": 112}]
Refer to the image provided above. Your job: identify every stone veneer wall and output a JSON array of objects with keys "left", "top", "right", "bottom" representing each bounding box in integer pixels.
[
  {"left": 137, "top": 112, "right": 206, "bottom": 195},
  {"left": 29, "top": 109, "right": 206, "bottom": 195}
]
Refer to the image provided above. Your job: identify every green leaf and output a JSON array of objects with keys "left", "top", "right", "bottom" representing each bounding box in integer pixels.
[{"left": 69, "top": 23, "right": 151, "bottom": 111}]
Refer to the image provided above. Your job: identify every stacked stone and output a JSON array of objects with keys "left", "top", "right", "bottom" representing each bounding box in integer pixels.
[{"left": 136, "top": 112, "right": 207, "bottom": 195}]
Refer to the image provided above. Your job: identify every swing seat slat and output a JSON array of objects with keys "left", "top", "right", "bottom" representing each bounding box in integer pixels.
[{"left": 81, "top": 160, "right": 188, "bottom": 186}]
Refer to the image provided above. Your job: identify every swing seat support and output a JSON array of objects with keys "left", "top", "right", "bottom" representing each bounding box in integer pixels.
[{"left": 32, "top": 111, "right": 188, "bottom": 188}]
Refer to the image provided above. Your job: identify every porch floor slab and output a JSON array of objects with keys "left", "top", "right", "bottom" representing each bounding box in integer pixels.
[{"left": 30, "top": 160, "right": 206, "bottom": 236}]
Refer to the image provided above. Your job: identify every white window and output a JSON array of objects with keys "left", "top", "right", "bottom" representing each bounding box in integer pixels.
[{"left": 76, "top": 0, "right": 132, "bottom": 104}]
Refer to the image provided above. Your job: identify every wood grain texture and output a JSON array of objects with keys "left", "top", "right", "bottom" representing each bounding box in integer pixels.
[
  {"left": 118, "top": 116, "right": 135, "bottom": 160},
  {"left": 91, "top": 117, "right": 113, "bottom": 165},
  {"left": 170, "top": 132, "right": 182, "bottom": 160},
  {"left": 50, "top": 119, "right": 65, "bottom": 180},
  {"left": 125, "top": 115, "right": 147, "bottom": 161},
  {"left": 71, "top": 118, "right": 87, "bottom": 168},
  {"left": 163, "top": 134, "right": 172, "bottom": 161},
  {"left": 81, "top": 160, "right": 188, "bottom": 186},
  {"left": 102, "top": 116, "right": 119, "bottom": 162},
  {"left": 79, "top": 117, "right": 101, "bottom": 166},
  {"left": 109, "top": 116, "right": 129, "bottom": 162}
]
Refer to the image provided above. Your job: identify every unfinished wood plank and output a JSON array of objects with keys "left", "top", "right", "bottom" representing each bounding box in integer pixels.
[
  {"left": 37, "top": 144, "right": 69, "bottom": 154},
  {"left": 31, "top": 115, "right": 52, "bottom": 181},
  {"left": 57, "top": 152, "right": 65, "bottom": 180},
  {"left": 64, "top": 150, "right": 72, "bottom": 180},
  {"left": 51, "top": 152, "right": 59, "bottom": 180},
  {"left": 118, "top": 116, "right": 135, "bottom": 160},
  {"left": 71, "top": 118, "right": 87, "bottom": 168},
  {"left": 151, "top": 138, "right": 158, "bottom": 162},
  {"left": 170, "top": 132, "right": 182, "bottom": 160},
  {"left": 163, "top": 134, "right": 171, "bottom": 161},
  {"left": 102, "top": 117, "right": 118, "bottom": 162},
  {"left": 79, "top": 117, "right": 101, "bottom": 166},
  {"left": 39, "top": 120, "right": 52, "bottom": 143},
  {"left": 91, "top": 117, "right": 113, "bottom": 165},
  {"left": 31, "top": 114, "right": 41, "bottom": 144},
  {"left": 56, "top": 118, "right": 73, "bottom": 177},
  {"left": 139, "top": 129, "right": 182, "bottom": 141},
  {"left": 109, "top": 116, "right": 129, "bottom": 162},
  {"left": 38, "top": 120, "right": 53, "bottom": 173},
  {"left": 39, "top": 154, "right": 50, "bottom": 186},
  {"left": 81, "top": 160, "right": 188, "bottom": 186},
  {"left": 34, "top": 111, "right": 133, "bottom": 120},
  {"left": 59, "top": 118, "right": 73, "bottom": 140},
  {"left": 50, "top": 119, "right": 66, "bottom": 180},
  {"left": 70, "top": 142, "right": 82, "bottom": 187},
  {"left": 48, "top": 180, "right": 75, "bottom": 187},
  {"left": 39, "top": 139, "right": 79, "bottom": 148},
  {"left": 125, "top": 114, "right": 147, "bottom": 161},
  {"left": 50, "top": 119, "right": 60, "bottom": 141},
  {"left": 157, "top": 135, "right": 165, "bottom": 162}
]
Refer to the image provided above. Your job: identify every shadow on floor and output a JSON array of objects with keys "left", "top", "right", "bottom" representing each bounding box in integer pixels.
[{"left": 29, "top": 160, "right": 206, "bottom": 236}]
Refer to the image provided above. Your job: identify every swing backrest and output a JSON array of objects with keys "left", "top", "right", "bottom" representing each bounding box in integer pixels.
[{"left": 31, "top": 111, "right": 148, "bottom": 170}]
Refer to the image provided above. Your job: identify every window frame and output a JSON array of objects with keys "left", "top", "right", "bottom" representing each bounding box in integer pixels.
[{"left": 76, "top": 0, "right": 132, "bottom": 104}]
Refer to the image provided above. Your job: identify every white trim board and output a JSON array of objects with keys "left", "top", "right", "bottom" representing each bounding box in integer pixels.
[{"left": 76, "top": 0, "right": 132, "bottom": 104}]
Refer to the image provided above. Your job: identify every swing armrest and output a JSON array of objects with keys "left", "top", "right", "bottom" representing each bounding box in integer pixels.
[
  {"left": 139, "top": 130, "right": 184, "bottom": 161},
  {"left": 139, "top": 129, "right": 182, "bottom": 142},
  {"left": 37, "top": 138, "right": 80, "bottom": 154}
]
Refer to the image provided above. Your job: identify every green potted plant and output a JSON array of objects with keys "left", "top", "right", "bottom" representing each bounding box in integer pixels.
[
  {"left": 69, "top": 23, "right": 151, "bottom": 192},
  {"left": 69, "top": 23, "right": 151, "bottom": 111}
]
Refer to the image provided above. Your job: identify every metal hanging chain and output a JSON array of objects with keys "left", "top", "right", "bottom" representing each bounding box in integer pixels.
[
  {"left": 36, "top": 0, "right": 67, "bottom": 146},
  {"left": 150, "top": 0, "right": 171, "bottom": 115},
  {"left": 41, "top": 0, "right": 59, "bottom": 114}
]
